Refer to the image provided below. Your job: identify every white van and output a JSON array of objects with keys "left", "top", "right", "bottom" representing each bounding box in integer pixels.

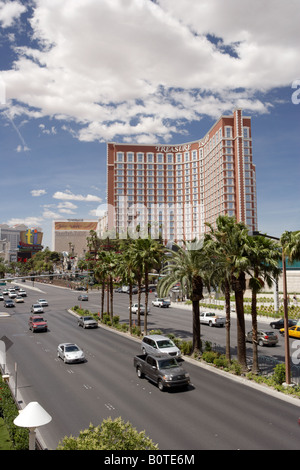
[{"left": 141, "top": 335, "right": 181, "bottom": 358}]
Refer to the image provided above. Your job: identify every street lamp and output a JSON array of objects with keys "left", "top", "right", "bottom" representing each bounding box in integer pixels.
[
  {"left": 253, "top": 231, "right": 291, "bottom": 385},
  {"left": 14, "top": 401, "right": 52, "bottom": 450}
]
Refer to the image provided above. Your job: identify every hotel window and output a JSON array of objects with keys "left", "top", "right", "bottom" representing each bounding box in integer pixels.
[
  {"left": 147, "top": 153, "right": 154, "bottom": 162},
  {"left": 127, "top": 152, "right": 134, "bottom": 162},
  {"left": 117, "top": 152, "right": 124, "bottom": 162},
  {"left": 176, "top": 153, "right": 182, "bottom": 163},
  {"left": 157, "top": 153, "right": 163, "bottom": 163},
  {"left": 167, "top": 154, "right": 173, "bottom": 163},
  {"left": 137, "top": 153, "right": 144, "bottom": 163},
  {"left": 243, "top": 127, "right": 249, "bottom": 139},
  {"left": 225, "top": 127, "right": 232, "bottom": 138}
]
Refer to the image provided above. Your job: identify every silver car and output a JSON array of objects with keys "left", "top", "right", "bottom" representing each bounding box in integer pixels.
[
  {"left": 141, "top": 334, "right": 181, "bottom": 358},
  {"left": 77, "top": 316, "right": 98, "bottom": 329},
  {"left": 57, "top": 343, "right": 85, "bottom": 363},
  {"left": 31, "top": 303, "right": 44, "bottom": 313},
  {"left": 245, "top": 330, "right": 278, "bottom": 347}
]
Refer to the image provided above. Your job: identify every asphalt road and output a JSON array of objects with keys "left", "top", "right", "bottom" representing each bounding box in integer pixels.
[{"left": 1, "top": 281, "right": 300, "bottom": 450}]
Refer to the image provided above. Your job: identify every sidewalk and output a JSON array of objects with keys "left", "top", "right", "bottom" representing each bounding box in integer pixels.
[{"left": 170, "top": 300, "right": 276, "bottom": 324}]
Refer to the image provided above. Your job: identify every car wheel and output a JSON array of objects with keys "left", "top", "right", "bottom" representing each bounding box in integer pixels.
[
  {"left": 142, "top": 347, "right": 147, "bottom": 354},
  {"left": 258, "top": 339, "right": 264, "bottom": 346},
  {"left": 209, "top": 321, "right": 213, "bottom": 327},
  {"left": 136, "top": 366, "right": 144, "bottom": 378},
  {"left": 158, "top": 379, "right": 165, "bottom": 391}
]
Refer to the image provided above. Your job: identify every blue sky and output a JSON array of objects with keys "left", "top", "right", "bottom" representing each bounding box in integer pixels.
[{"left": 0, "top": 0, "right": 299, "bottom": 249}]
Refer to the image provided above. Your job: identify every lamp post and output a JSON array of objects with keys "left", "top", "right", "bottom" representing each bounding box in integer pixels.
[
  {"left": 253, "top": 231, "right": 291, "bottom": 385},
  {"left": 14, "top": 401, "right": 52, "bottom": 450}
]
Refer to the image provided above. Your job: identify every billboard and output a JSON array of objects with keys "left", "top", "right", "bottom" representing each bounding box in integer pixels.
[{"left": 54, "top": 221, "right": 98, "bottom": 231}]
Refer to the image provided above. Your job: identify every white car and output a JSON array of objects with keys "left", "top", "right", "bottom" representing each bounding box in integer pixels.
[
  {"left": 38, "top": 299, "right": 48, "bottom": 307},
  {"left": 57, "top": 343, "right": 85, "bottom": 363},
  {"left": 31, "top": 304, "right": 44, "bottom": 313},
  {"left": 8, "top": 291, "right": 17, "bottom": 298},
  {"left": 129, "top": 303, "right": 149, "bottom": 315}
]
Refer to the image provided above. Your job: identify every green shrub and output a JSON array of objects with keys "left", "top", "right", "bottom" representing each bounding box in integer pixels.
[
  {"left": 273, "top": 363, "right": 286, "bottom": 385},
  {"left": 0, "top": 377, "right": 28, "bottom": 449},
  {"left": 202, "top": 351, "right": 218, "bottom": 363}
]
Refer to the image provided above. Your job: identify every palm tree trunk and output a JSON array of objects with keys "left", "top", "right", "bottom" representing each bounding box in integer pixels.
[
  {"left": 251, "top": 288, "right": 260, "bottom": 374},
  {"left": 129, "top": 283, "right": 133, "bottom": 333},
  {"left": 110, "top": 277, "right": 113, "bottom": 320},
  {"left": 144, "top": 266, "right": 149, "bottom": 335},
  {"left": 224, "top": 280, "right": 231, "bottom": 362},
  {"left": 101, "top": 280, "right": 105, "bottom": 319},
  {"left": 192, "top": 300, "right": 201, "bottom": 353},
  {"left": 232, "top": 273, "right": 248, "bottom": 371}
]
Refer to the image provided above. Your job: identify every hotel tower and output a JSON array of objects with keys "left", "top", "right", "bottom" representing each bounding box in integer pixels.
[{"left": 106, "top": 109, "right": 257, "bottom": 243}]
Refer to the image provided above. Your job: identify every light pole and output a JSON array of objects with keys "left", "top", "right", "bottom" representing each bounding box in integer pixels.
[
  {"left": 14, "top": 401, "right": 52, "bottom": 450},
  {"left": 253, "top": 231, "right": 291, "bottom": 385}
]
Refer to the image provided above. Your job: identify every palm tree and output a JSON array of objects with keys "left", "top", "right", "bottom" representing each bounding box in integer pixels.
[
  {"left": 129, "top": 237, "right": 163, "bottom": 335},
  {"left": 206, "top": 216, "right": 251, "bottom": 370},
  {"left": 280, "top": 231, "right": 300, "bottom": 262},
  {"left": 247, "top": 235, "right": 281, "bottom": 373},
  {"left": 204, "top": 217, "right": 237, "bottom": 362},
  {"left": 158, "top": 240, "right": 205, "bottom": 353}
]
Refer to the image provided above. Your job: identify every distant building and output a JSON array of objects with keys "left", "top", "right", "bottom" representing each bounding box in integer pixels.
[
  {"left": 0, "top": 224, "right": 43, "bottom": 262},
  {"left": 52, "top": 220, "right": 99, "bottom": 258},
  {"left": 107, "top": 109, "right": 257, "bottom": 243}
]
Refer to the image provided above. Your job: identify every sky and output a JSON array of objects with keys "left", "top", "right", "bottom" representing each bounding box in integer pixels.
[{"left": 0, "top": 0, "right": 299, "bottom": 250}]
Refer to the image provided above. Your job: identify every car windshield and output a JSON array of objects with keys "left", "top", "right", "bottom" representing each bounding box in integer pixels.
[
  {"left": 157, "top": 339, "right": 174, "bottom": 348},
  {"left": 83, "top": 317, "right": 93, "bottom": 321},
  {"left": 34, "top": 318, "right": 44, "bottom": 322},
  {"left": 159, "top": 358, "right": 178, "bottom": 369},
  {"left": 65, "top": 345, "right": 79, "bottom": 352}
]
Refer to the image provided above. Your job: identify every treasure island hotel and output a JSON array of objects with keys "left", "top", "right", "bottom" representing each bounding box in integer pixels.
[{"left": 106, "top": 109, "right": 257, "bottom": 244}]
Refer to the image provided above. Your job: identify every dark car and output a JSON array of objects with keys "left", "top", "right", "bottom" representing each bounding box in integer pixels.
[
  {"left": 78, "top": 294, "right": 88, "bottom": 301},
  {"left": 4, "top": 299, "right": 15, "bottom": 308},
  {"left": 270, "top": 318, "right": 297, "bottom": 329}
]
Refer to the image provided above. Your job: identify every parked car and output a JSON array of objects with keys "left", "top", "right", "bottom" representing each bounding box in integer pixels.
[
  {"left": 57, "top": 343, "right": 85, "bottom": 363},
  {"left": 280, "top": 325, "right": 300, "bottom": 339},
  {"left": 38, "top": 299, "right": 48, "bottom": 307},
  {"left": 78, "top": 294, "right": 88, "bottom": 301},
  {"left": 77, "top": 316, "right": 98, "bottom": 329},
  {"left": 245, "top": 330, "right": 278, "bottom": 346},
  {"left": 141, "top": 334, "right": 181, "bottom": 358},
  {"left": 4, "top": 299, "right": 15, "bottom": 308},
  {"left": 31, "top": 303, "right": 44, "bottom": 313},
  {"left": 28, "top": 315, "right": 48, "bottom": 332},
  {"left": 270, "top": 318, "right": 297, "bottom": 329}
]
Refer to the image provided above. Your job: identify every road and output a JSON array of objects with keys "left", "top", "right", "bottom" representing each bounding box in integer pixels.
[{"left": 1, "top": 281, "right": 300, "bottom": 450}]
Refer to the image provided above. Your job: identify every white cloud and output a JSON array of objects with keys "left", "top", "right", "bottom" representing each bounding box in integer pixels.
[
  {"left": 7, "top": 216, "right": 43, "bottom": 227},
  {"left": 53, "top": 190, "right": 102, "bottom": 202},
  {"left": 0, "top": 1, "right": 26, "bottom": 28},
  {"left": 1, "top": 0, "right": 299, "bottom": 141},
  {"left": 31, "top": 189, "right": 47, "bottom": 197}
]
